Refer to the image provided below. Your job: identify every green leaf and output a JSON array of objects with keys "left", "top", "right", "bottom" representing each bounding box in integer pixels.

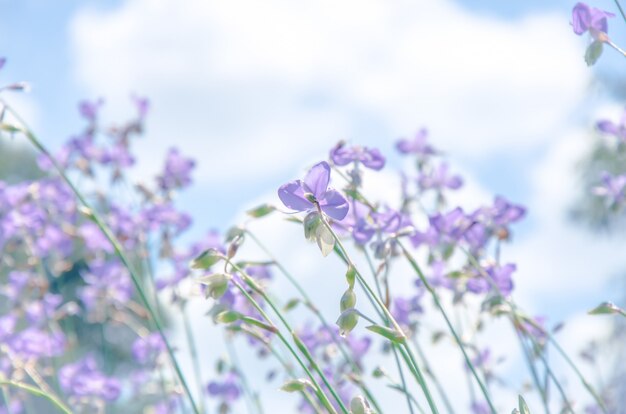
[
  {"left": 283, "top": 298, "right": 300, "bottom": 312},
  {"left": 315, "top": 223, "right": 335, "bottom": 257},
  {"left": 190, "top": 248, "right": 222, "bottom": 270},
  {"left": 366, "top": 325, "right": 406, "bottom": 344},
  {"left": 241, "top": 316, "right": 277, "bottom": 333},
  {"left": 246, "top": 203, "right": 276, "bottom": 218},
  {"left": 279, "top": 378, "right": 312, "bottom": 392},
  {"left": 518, "top": 395, "right": 530, "bottom": 414},
  {"left": 585, "top": 40, "right": 603, "bottom": 66},
  {"left": 588, "top": 301, "right": 625, "bottom": 316},
  {"left": 215, "top": 310, "right": 242, "bottom": 324},
  {"left": 0, "top": 123, "right": 22, "bottom": 133}
]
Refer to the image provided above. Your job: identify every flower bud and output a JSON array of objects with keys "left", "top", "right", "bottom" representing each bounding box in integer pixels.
[
  {"left": 340, "top": 289, "right": 356, "bottom": 312},
  {"left": 336, "top": 308, "right": 359, "bottom": 337},
  {"left": 196, "top": 273, "right": 230, "bottom": 299},
  {"left": 350, "top": 395, "right": 370, "bottom": 414}
]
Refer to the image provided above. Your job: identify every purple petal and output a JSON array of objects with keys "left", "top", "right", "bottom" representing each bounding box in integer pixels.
[
  {"left": 361, "top": 148, "right": 386, "bottom": 170},
  {"left": 304, "top": 162, "right": 331, "bottom": 198},
  {"left": 320, "top": 189, "right": 349, "bottom": 220},
  {"left": 572, "top": 3, "right": 592, "bottom": 35},
  {"left": 278, "top": 180, "right": 312, "bottom": 212}
]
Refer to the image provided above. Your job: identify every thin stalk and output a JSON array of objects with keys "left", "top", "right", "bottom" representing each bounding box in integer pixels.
[
  {"left": 613, "top": 0, "right": 626, "bottom": 24},
  {"left": 0, "top": 380, "right": 72, "bottom": 414},
  {"left": 1, "top": 100, "right": 200, "bottom": 414},
  {"left": 412, "top": 337, "right": 456, "bottom": 414},
  {"left": 225, "top": 333, "right": 262, "bottom": 414},
  {"left": 316, "top": 213, "right": 440, "bottom": 414},
  {"left": 513, "top": 327, "right": 550, "bottom": 414},
  {"left": 182, "top": 303, "right": 208, "bottom": 414},
  {"left": 396, "top": 240, "right": 496, "bottom": 414},
  {"left": 224, "top": 273, "right": 338, "bottom": 414},
  {"left": 226, "top": 260, "right": 350, "bottom": 414},
  {"left": 245, "top": 229, "right": 383, "bottom": 413}
]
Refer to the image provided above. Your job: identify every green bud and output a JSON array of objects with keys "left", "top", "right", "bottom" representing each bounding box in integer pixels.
[
  {"left": 336, "top": 308, "right": 359, "bottom": 337},
  {"left": 350, "top": 395, "right": 370, "bottom": 414},
  {"left": 518, "top": 395, "right": 530, "bottom": 414},
  {"left": 279, "top": 378, "right": 312, "bottom": 393},
  {"left": 191, "top": 248, "right": 222, "bottom": 270},
  {"left": 196, "top": 273, "right": 230, "bottom": 299},
  {"left": 366, "top": 325, "right": 406, "bottom": 344},
  {"left": 340, "top": 289, "right": 357, "bottom": 312},
  {"left": 345, "top": 265, "right": 356, "bottom": 289},
  {"left": 246, "top": 203, "right": 276, "bottom": 218},
  {"left": 215, "top": 310, "right": 242, "bottom": 324},
  {"left": 303, "top": 211, "right": 321, "bottom": 241}
]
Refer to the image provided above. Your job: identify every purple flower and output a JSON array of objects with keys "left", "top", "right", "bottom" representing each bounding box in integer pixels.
[
  {"left": 471, "top": 401, "right": 491, "bottom": 414},
  {"left": 596, "top": 108, "right": 626, "bottom": 142},
  {"left": 593, "top": 171, "right": 626, "bottom": 207},
  {"left": 207, "top": 373, "right": 241, "bottom": 402},
  {"left": 132, "top": 332, "right": 165, "bottom": 364},
  {"left": 59, "top": 356, "right": 121, "bottom": 401},
  {"left": 418, "top": 163, "right": 463, "bottom": 192},
  {"left": 572, "top": 3, "right": 614, "bottom": 38},
  {"left": 278, "top": 161, "right": 349, "bottom": 221},
  {"left": 466, "top": 263, "right": 516, "bottom": 296},
  {"left": 392, "top": 295, "right": 423, "bottom": 327},
  {"left": 396, "top": 128, "right": 436, "bottom": 156},
  {"left": 330, "top": 142, "right": 385, "bottom": 170},
  {"left": 158, "top": 148, "right": 196, "bottom": 191},
  {"left": 0, "top": 57, "right": 6, "bottom": 71},
  {"left": 131, "top": 94, "right": 150, "bottom": 119},
  {"left": 78, "top": 99, "right": 104, "bottom": 123}
]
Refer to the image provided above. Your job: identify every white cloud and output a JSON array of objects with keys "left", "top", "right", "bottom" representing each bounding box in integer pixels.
[{"left": 70, "top": 0, "right": 589, "bottom": 186}]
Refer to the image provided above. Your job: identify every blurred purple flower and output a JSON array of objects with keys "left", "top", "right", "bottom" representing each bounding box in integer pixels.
[
  {"left": 418, "top": 163, "right": 463, "bottom": 192},
  {"left": 330, "top": 142, "right": 385, "bottom": 170},
  {"left": 593, "top": 171, "right": 626, "bottom": 207},
  {"left": 278, "top": 161, "right": 349, "bottom": 220},
  {"left": 572, "top": 3, "right": 614, "bottom": 38},
  {"left": 132, "top": 332, "right": 165, "bottom": 364},
  {"left": 79, "top": 99, "right": 104, "bottom": 123},
  {"left": 467, "top": 263, "right": 516, "bottom": 296},
  {"left": 158, "top": 148, "right": 196, "bottom": 191},
  {"left": 396, "top": 129, "right": 436, "bottom": 156},
  {"left": 59, "top": 356, "right": 121, "bottom": 401},
  {"left": 207, "top": 372, "right": 241, "bottom": 402},
  {"left": 596, "top": 108, "right": 626, "bottom": 142}
]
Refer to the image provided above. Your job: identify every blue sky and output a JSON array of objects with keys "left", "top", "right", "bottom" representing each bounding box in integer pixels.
[{"left": 2, "top": 0, "right": 625, "bottom": 410}]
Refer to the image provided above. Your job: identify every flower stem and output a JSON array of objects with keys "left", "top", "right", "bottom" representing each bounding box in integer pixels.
[
  {"left": 0, "top": 380, "right": 72, "bottom": 414},
  {"left": 182, "top": 302, "right": 208, "bottom": 414},
  {"left": 396, "top": 240, "right": 496, "bottom": 414},
  {"left": 226, "top": 259, "right": 350, "bottom": 414},
  {"left": 0, "top": 100, "right": 200, "bottom": 414},
  {"left": 244, "top": 229, "right": 383, "bottom": 413}
]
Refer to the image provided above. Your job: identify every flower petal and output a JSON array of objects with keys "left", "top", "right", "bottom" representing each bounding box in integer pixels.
[
  {"left": 304, "top": 161, "right": 331, "bottom": 198},
  {"left": 572, "top": 3, "right": 591, "bottom": 35},
  {"left": 278, "top": 180, "right": 312, "bottom": 212},
  {"left": 320, "top": 189, "right": 349, "bottom": 220}
]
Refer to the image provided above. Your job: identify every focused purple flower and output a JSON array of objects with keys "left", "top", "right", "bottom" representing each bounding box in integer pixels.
[
  {"left": 59, "top": 356, "right": 121, "bottom": 401},
  {"left": 572, "top": 3, "right": 614, "bottom": 38},
  {"left": 593, "top": 171, "right": 626, "bottom": 207},
  {"left": 396, "top": 128, "right": 436, "bottom": 156},
  {"left": 329, "top": 142, "right": 385, "bottom": 170},
  {"left": 596, "top": 108, "right": 626, "bottom": 142},
  {"left": 278, "top": 161, "right": 349, "bottom": 221},
  {"left": 158, "top": 148, "right": 196, "bottom": 191}
]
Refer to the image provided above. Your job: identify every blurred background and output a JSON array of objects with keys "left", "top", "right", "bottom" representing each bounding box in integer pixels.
[{"left": 1, "top": 0, "right": 625, "bottom": 412}]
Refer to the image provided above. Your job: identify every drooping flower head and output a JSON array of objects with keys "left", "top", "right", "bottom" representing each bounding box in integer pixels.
[
  {"left": 330, "top": 142, "right": 385, "bottom": 170},
  {"left": 572, "top": 3, "right": 615, "bottom": 38},
  {"left": 278, "top": 161, "right": 349, "bottom": 221}
]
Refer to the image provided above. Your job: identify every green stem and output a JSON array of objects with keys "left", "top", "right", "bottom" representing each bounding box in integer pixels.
[
  {"left": 613, "top": 0, "right": 626, "bottom": 24},
  {"left": 226, "top": 260, "right": 349, "bottom": 414},
  {"left": 182, "top": 303, "right": 208, "bottom": 414},
  {"left": 412, "top": 337, "right": 456, "bottom": 414},
  {"left": 0, "top": 381, "right": 72, "bottom": 414},
  {"left": 1, "top": 100, "right": 200, "bottom": 414},
  {"left": 224, "top": 272, "right": 339, "bottom": 414},
  {"left": 396, "top": 240, "right": 496, "bottom": 414},
  {"left": 225, "top": 333, "right": 263, "bottom": 414},
  {"left": 316, "top": 214, "right": 439, "bottom": 414},
  {"left": 244, "top": 229, "right": 383, "bottom": 413}
]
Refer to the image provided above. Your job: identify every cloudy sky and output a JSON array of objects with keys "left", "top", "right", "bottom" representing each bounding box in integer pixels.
[{"left": 2, "top": 0, "right": 625, "bottom": 412}]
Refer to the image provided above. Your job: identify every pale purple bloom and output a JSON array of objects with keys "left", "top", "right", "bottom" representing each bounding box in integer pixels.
[
  {"left": 392, "top": 295, "right": 423, "bottom": 327},
  {"left": 79, "top": 99, "right": 104, "bottom": 123},
  {"left": 0, "top": 57, "right": 6, "bottom": 70},
  {"left": 572, "top": 3, "right": 614, "bottom": 37},
  {"left": 593, "top": 171, "right": 626, "bottom": 207},
  {"left": 0, "top": 315, "right": 16, "bottom": 341},
  {"left": 344, "top": 335, "right": 371, "bottom": 364},
  {"left": 471, "top": 401, "right": 491, "bottom": 414},
  {"left": 330, "top": 142, "right": 385, "bottom": 170},
  {"left": 59, "top": 356, "right": 121, "bottom": 401},
  {"left": 396, "top": 128, "right": 436, "bottom": 156},
  {"left": 132, "top": 332, "right": 165, "bottom": 364},
  {"left": 207, "top": 373, "right": 241, "bottom": 402},
  {"left": 278, "top": 161, "right": 349, "bottom": 220},
  {"left": 132, "top": 94, "right": 150, "bottom": 119},
  {"left": 158, "top": 148, "right": 196, "bottom": 191},
  {"left": 9, "top": 328, "right": 66, "bottom": 359},
  {"left": 418, "top": 163, "right": 463, "bottom": 192},
  {"left": 596, "top": 108, "right": 626, "bottom": 142},
  {"left": 466, "top": 263, "right": 516, "bottom": 296}
]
